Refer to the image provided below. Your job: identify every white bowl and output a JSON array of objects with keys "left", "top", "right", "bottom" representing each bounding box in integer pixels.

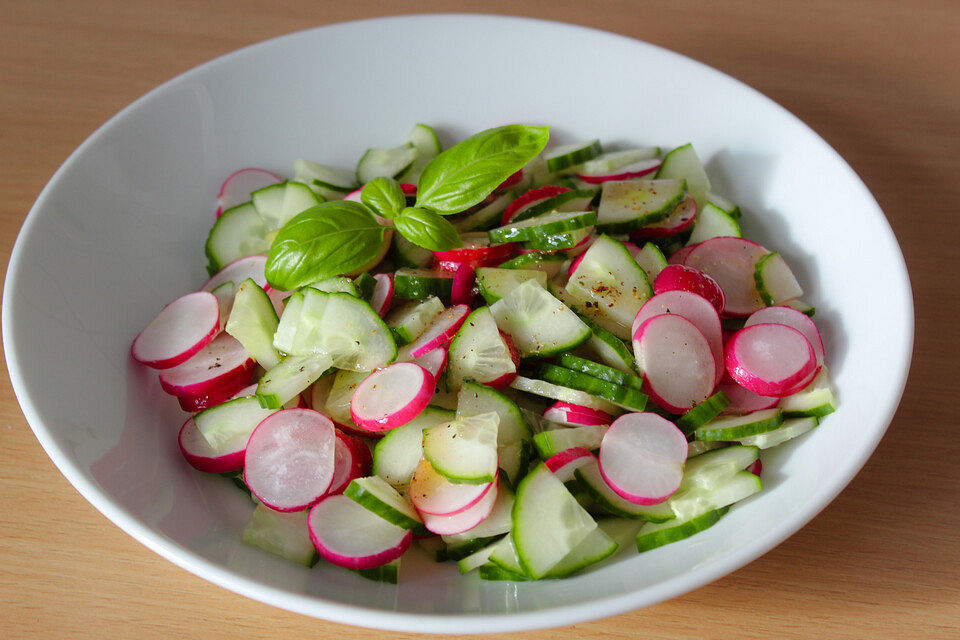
[{"left": 2, "top": 14, "right": 912, "bottom": 634}]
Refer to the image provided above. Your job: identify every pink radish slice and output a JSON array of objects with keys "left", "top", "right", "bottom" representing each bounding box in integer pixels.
[
  {"left": 410, "top": 348, "right": 448, "bottom": 379},
  {"left": 653, "top": 264, "right": 725, "bottom": 315},
  {"left": 350, "top": 362, "right": 434, "bottom": 432},
  {"left": 598, "top": 412, "right": 688, "bottom": 505},
  {"left": 325, "top": 430, "right": 373, "bottom": 496},
  {"left": 634, "top": 314, "right": 716, "bottom": 413},
  {"left": 177, "top": 382, "right": 245, "bottom": 412},
  {"left": 178, "top": 418, "right": 246, "bottom": 473},
  {"left": 215, "top": 168, "right": 282, "bottom": 217},
  {"left": 158, "top": 334, "right": 256, "bottom": 397},
  {"left": 409, "top": 459, "right": 495, "bottom": 516},
  {"left": 543, "top": 401, "right": 612, "bottom": 427},
  {"left": 421, "top": 477, "right": 500, "bottom": 535},
  {"left": 131, "top": 291, "right": 220, "bottom": 369},
  {"left": 544, "top": 447, "right": 596, "bottom": 483},
  {"left": 502, "top": 186, "right": 570, "bottom": 225},
  {"left": 342, "top": 188, "right": 362, "bottom": 202},
  {"left": 402, "top": 304, "right": 471, "bottom": 359},
  {"left": 745, "top": 305, "right": 825, "bottom": 366},
  {"left": 631, "top": 196, "right": 697, "bottom": 238},
  {"left": 634, "top": 290, "right": 724, "bottom": 386},
  {"left": 244, "top": 409, "right": 337, "bottom": 512},
  {"left": 725, "top": 323, "right": 817, "bottom": 397},
  {"left": 684, "top": 237, "right": 768, "bottom": 317},
  {"left": 451, "top": 263, "right": 476, "bottom": 306},
  {"left": 202, "top": 255, "right": 268, "bottom": 292},
  {"left": 717, "top": 375, "right": 779, "bottom": 414},
  {"left": 576, "top": 158, "right": 661, "bottom": 184},
  {"left": 433, "top": 236, "right": 516, "bottom": 267},
  {"left": 496, "top": 169, "right": 524, "bottom": 192},
  {"left": 263, "top": 285, "right": 289, "bottom": 317},
  {"left": 370, "top": 273, "right": 394, "bottom": 317},
  {"left": 668, "top": 244, "right": 697, "bottom": 265},
  {"left": 308, "top": 494, "right": 412, "bottom": 570},
  {"left": 746, "top": 459, "right": 763, "bottom": 477}
]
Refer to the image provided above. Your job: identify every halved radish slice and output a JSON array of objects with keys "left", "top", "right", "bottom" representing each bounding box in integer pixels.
[
  {"left": 502, "top": 186, "right": 569, "bottom": 225},
  {"left": 131, "top": 291, "right": 220, "bottom": 369},
  {"left": 542, "top": 401, "right": 612, "bottom": 427},
  {"left": 370, "top": 273, "right": 394, "bottom": 317},
  {"left": 652, "top": 264, "right": 725, "bottom": 314},
  {"left": 178, "top": 418, "right": 246, "bottom": 473},
  {"left": 598, "top": 413, "right": 688, "bottom": 505},
  {"left": 308, "top": 493, "right": 412, "bottom": 570},
  {"left": 244, "top": 409, "right": 337, "bottom": 512},
  {"left": 398, "top": 304, "right": 471, "bottom": 359},
  {"left": 409, "top": 458, "right": 495, "bottom": 516},
  {"left": 433, "top": 233, "right": 516, "bottom": 268},
  {"left": 725, "top": 323, "right": 817, "bottom": 397},
  {"left": 634, "top": 314, "right": 716, "bottom": 413},
  {"left": 668, "top": 244, "right": 697, "bottom": 265},
  {"left": 215, "top": 168, "right": 282, "bottom": 217},
  {"left": 544, "top": 447, "right": 596, "bottom": 483},
  {"left": 451, "top": 263, "right": 476, "bottom": 306},
  {"left": 409, "top": 347, "right": 448, "bottom": 379},
  {"left": 745, "top": 305, "right": 825, "bottom": 367},
  {"left": 420, "top": 477, "right": 499, "bottom": 535},
  {"left": 718, "top": 375, "right": 779, "bottom": 414},
  {"left": 158, "top": 333, "right": 255, "bottom": 397},
  {"left": 576, "top": 158, "right": 661, "bottom": 184},
  {"left": 177, "top": 380, "right": 250, "bottom": 412},
  {"left": 631, "top": 195, "right": 697, "bottom": 238},
  {"left": 202, "top": 255, "right": 268, "bottom": 292},
  {"left": 634, "top": 290, "right": 724, "bottom": 386},
  {"left": 350, "top": 363, "right": 434, "bottom": 432},
  {"left": 684, "top": 237, "right": 768, "bottom": 316},
  {"left": 325, "top": 430, "right": 373, "bottom": 496}
]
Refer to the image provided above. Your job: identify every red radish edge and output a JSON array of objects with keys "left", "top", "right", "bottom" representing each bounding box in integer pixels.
[
  {"left": 411, "top": 348, "right": 448, "bottom": 379},
  {"left": 350, "top": 363, "right": 435, "bottom": 431},
  {"left": 308, "top": 494, "right": 412, "bottom": 570},
  {"left": 370, "top": 273, "right": 394, "bottom": 317},
  {"left": 325, "top": 430, "right": 373, "bottom": 496},
  {"left": 406, "top": 304, "right": 471, "bottom": 358},
  {"left": 634, "top": 313, "right": 717, "bottom": 413},
  {"left": 158, "top": 334, "right": 256, "bottom": 397},
  {"left": 410, "top": 459, "right": 496, "bottom": 516},
  {"left": 420, "top": 478, "right": 500, "bottom": 535},
  {"left": 718, "top": 376, "right": 779, "bottom": 414},
  {"left": 451, "top": 263, "right": 476, "bottom": 306},
  {"left": 216, "top": 168, "right": 282, "bottom": 217},
  {"left": 668, "top": 245, "right": 697, "bottom": 265},
  {"left": 631, "top": 196, "right": 697, "bottom": 238},
  {"left": 131, "top": 291, "right": 220, "bottom": 369},
  {"left": 576, "top": 158, "right": 661, "bottom": 184},
  {"left": 544, "top": 447, "right": 596, "bottom": 483},
  {"left": 482, "top": 331, "right": 520, "bottom": 390},
  {"left": 745, "top": 305, "right": 825, "bottom": 366},
  {"left": 178, "top": 418, "right": 246, "bottom": 473},
  {"left": 746, "top": 460, "right": 763, "bottom": 477},
  {"left": 597, "top": 413, "right": 688, "bottom": 505},
  {"left": 543, "top": 401, "right": 613, "bottom": 427},
  {"left": 502, "top": 186, "right": 570, "bottom": 225},
  {"left": 653, "top": 264, "right": 725, "bottom": 315},
  {"left": 201, "top": 254, "right": 268, "bottom": 292},
  {"left": 725, "top": 323, "right": 817, "bottom": 397}
]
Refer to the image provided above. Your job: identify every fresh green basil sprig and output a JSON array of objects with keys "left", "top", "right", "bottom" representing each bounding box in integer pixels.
[{"left": 265, "top": 124, "right": 550, "bottom": 290}]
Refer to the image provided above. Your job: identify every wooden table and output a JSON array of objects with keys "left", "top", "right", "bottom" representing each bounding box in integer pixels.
[{"left": 1, "top": 1, "right": 957, "bottom": 638}]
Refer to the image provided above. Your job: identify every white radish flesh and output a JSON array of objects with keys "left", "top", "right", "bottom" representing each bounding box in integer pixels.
[
  {"left": 745, "top": 305, "right": 825, "bottom": 367},
  {"left": 131, "top": 291, "right": 220, "bottom": 369},
  {"left": 544, "top": 447, "right": 596, "bottom": 483},
  {"left": 202, "top": 255, "right": 267, "bottom": 292},
  {"left": 399, "top": 304, "right": 471, "bottom": 359},
  {"left": 325, "top": 430, "right": 373, "bottom": 496},
  {"left": 409, "top": 458, "right": 495, "bottom": 516},
  {"left": 178, "top": 418, "right": 246, "bottom": 473},
  {"left": 307, "top": 494, "right": 412, "bottom": 569},
  {"left": 420, "top": 478, "right": 499, "bottom": 535},
  {"left": 598, "top": 412, "right": 687, "bottom": 505},
  {"left": 718, "top": 376, "right": 779, "bottom": 414},
  {"left": 158, "top": 333, "right": 255, "bottom": 397},
  {"left": 725, "top": 323, "right": 817, "bottom": 397},
  {"left": 350, "top": 362, "right": 434, "bottom": 432},
  {"left": 684, "top": 237, "right": 768, "bottom": 316},
  {"left": 216, "top": 168, "right": 282, "bottom": 217},
  {"left": 370, "top": 273, "right": 394, "bottom": 317},
  {"left": 634, "top": 314, "right": 716, "bottom": 413},
  {"left": 543, "top": 401, "right": 612, "bottom": 427}
]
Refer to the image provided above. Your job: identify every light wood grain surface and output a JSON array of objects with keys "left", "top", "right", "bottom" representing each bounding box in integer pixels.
[{"left": 1, "top": 1, "right": 958, "bottom": 638}]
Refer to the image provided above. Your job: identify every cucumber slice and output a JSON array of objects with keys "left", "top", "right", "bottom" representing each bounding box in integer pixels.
[
  {"left": 634, "top": 241, "right": 668, "bottom": 282},
  {"left": 356, "top": 143, "right": 417, "bottom": 183},
  {"left": 693, "top": 408, "right": 783, "bottom": 441},
  {"left": 737, "top": 417, "right": 818, "bottom": 449},
  {"left": 324, "top": 369, "right": 371, "bottom": 427},
  {"left": 453, "top": 192, "right": 514, "bottom": 232},
  {"left": 536, "top": 364, "right": 647, "bottom": 411},
  {"left": 353, "top": 272, "right": 376, "bottom": 300},
  {"left": 194, "top": 396, "right": 278, "bottom": 450},
  {"left": 779, "top": 367, "right": 836, "bottom": 418},
  {"left": 573, "top": 148, "right": 661, "bottom": 176},
  {"left": 476, "top": 267, "right": 548, "bottom": 304},
  {"left": 754, "top": 252, "right": 804, "bottom": 306},
  {"left": 488, "top": 210, "right": 597, "bottom": 244},
  {"left": 520, "top": 227, "right": 592, "bottom": 251},
  {"left": 490, "top": 279, "right": 590, "bottom": 357},
  {"left": 456, "top": 380, "right": 532, "bottom": 445},
  {"left": 511, "top": 188, "right": 598, "bottom": 224},
  {"left": 442, "top": 534, "right": 503, "bottom": 563},
  {"left": 556, "top": 354, "right": 643, "bottom": 390},
  {"left": 457, "top": 540, "right": 503, "bottom": 574},
  {"left": 596, "top": 179, "right": 686, "bottom": 234},
  {"left": 510, "top": 376, "right": 620, "bottom": 415},
  {"left": 705, "top": 191, "right": 742, "bottom": 220},
  {"left": 579, "top": 318, "right": 639, "bottom": 374},
  {"left": 344, "top": 476, "right": 425, "bottom": 531},
  {"left": 574, "top": 459, "right": 675, "bottom": 522},
  {"left": 667, "top": 470, "right": 762, "bottom": 522},
  {"left": 256, "top": 354, "right": 333, "bottom": 409},
  {"left": 566, "top": 235, "right": 653, "bottom": 339},
  {"left": 686, "top": 202, "right": 742, "bottom": 246},
  {"left": 543, "top": 524, "right": 617, "bottom": 578},
  {"left": 446, "top": 307, "right": 517, "bottom": 392},
  {"left": 684, "top": 444, "right": 760, "bottom": 479},
  {"left": 497, "top": 252, "right": 568, "bottom": 277},
  {"left": 686, "top": 440, "right": 726, "bottom": 458},
  {"left": 355, "top": 557, "right": 400, "bottom": 584},
  {"left": 422, "top": 413, "right": 499, "bottom": 484},
  {"left": 512, "top": 464, "right": 598, "bottom": 578},
  {"left": 398, "top": 123, "right": 442, "bottom": 183},
  {"left": 292, "top": 159, "right": 357, "bottom": 200},
  {"left": 372, "top": 406, "right": 455, "bottom": 489},
  {"left": 782, "top": 298, "right": 816, "bottom": 317},
  {"left": 385, "top": 296, "right": 445, "bottom": 345},
  {"left": 393, "top": 268, "right": 453, "bottom": 300},
  {"left": 533, "top": 424, "right": 607, "bottom": 459},
  {"left": 251, "top": 181, "right": 321, "bottom": 231},
  {"left": 655, "top": 143, "right": 712, "bottom": 208},
  {"left": 545, "top": 140, "right": 603, "bottom": 172},
  {"left": 635, "top": 507, "right": 728, "bottom": 553},
  {"left": 497, "top": 439, "right": 530, "bottom": 489},
  {"left": 205, "top": 202, "right": 271, "bottom": 272},
  {"left": 309, "top": 275, "right": 360, "bottom": 297},
  {"left": 488, "top": 530, "right": 525, "bottom": 575},
  {"left": 392, "top": 233, "right": 433, "bottom": 268},
  {"left": 225, "top": 278, "right": 281, "bottom": 369},
  {"left": 478, "top": 563, "right": 530, "bottom": 582},
  {"left": 675, "top": 391, "right": 732, "bottom": 435},
  {"left": 241, "top": 504, "right": 317, "bottom": 567}
]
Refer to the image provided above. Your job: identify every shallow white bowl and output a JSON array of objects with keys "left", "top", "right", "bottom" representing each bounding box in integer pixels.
[{"left": 3, "top": 14, "right": 912, "bottom": 634}]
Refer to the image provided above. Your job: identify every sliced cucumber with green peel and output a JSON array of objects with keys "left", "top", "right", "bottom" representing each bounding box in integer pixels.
[
  {"left": 398, "top": 123, "right": 442, "bottom": 183},
  {"left": 372, "top": 406, "right": 455, "bottom": 489},
  {"left": 633, "top": 241, "right": 668, "bottom": 282},
  {"left": 490, "top": 279, "right": 590, "bottom": 357},
  {"left": 385, "top": 296, "right": 445, "bottom": 345},
  {"left": 392, "top": 233, "right": 433, "bottom": 268},
  {"left": 675, "top": 391, "right": 731, "bottom": 435},
  {"left": 779, "top": 367, "right": 836, "bottom": 418},
  {"left": 684, "top": 444, "right": 760, "bottom": 479},
  {"left": 655, "top": 143, "right": 711, "bottom": 207},
  {"left": 536, "top": 364, "right": 647, "bottom": 411},
  {"left": 574, "top": 459, "right": 675, "bottom": 522},
  {"left": 497, "top": 439, "right": 530, "bottom": 489},
  {"left": 251, "top": 181, "right": 321, "bottom": 231},
  {"left": 393, "top": 269, "right": 453, "bottom": 300},
  {"left": 324, "top": 369, "right": 371, "bottom": 427},
  {"left": 545, "top": 140, "right": 603, "bottom": 172},
  {"left": 356, "top": 558, "right": 400, "bottom": 584},
  {"left": 478, "top": 563, "right": 530, "bottom": 581},
  {"left": 754, "top": 251, "right": 804, "bottom": 306},
  {"left": 686, "top": 440, "right": 726, "bottom": 458},
  {"left": 520, "top": 226, "right": 592, "bottom": 251},
  {"left": 488, "top": 532, "right": 526, "bottom": 575},
  {"left": 510, "top": 376, "right": 620, "bottom": 415},
  {"left": 457, "top": 539, "right": 503, "bottom": 574},
  {"left": 344, "top": 476, "right": 425, "bottom": 531},
  {"left": 543, "top": 524, "right": 618, "bottom": 578},
  {"left": 497, "top": 251, "right": 568, "bottom": 276},
  {"left": 442, "top": 534, "right": 503, "bottom": 563},
  {"left": 635, "top": 506, "right": 729, "bottom": 553},
  {"left": 445, "top": 307, "right": 516, "bottom": 392},
  {"left": 557, "top": 354, "right": 643, "bottom": 390},
  {"left": 195, "top": 396, "right": 278, "bottom": 450},
  {"left": 533, "top": 424, "right": 607, "bottom": 459},
  {"left": 456, "top": 381, "right": 532, "bottom": 445},
  {"left": 476, "top": 267, "right": 547, "bottom": 304},
  {"left": 693, "top": 408, "right": 783, "bottom": 441},
  {"left": 422, "top": 412, "right": 500, "bottom": 484},
  {"left": 667, "top": 470, "right": 761, "bottom": 522},
  {"left": 225, "top": 278, "right": 281, "bottom": 369},
  {"left": 511, "top": 188, "right": 598, "bottom": 223},
  {"left": 686, "top": 202, "right": 742, "bottom": 245},
  {"left": 293, "top": 159, "right": 357, "bottom": 199},
  {"left": 453, "top": 192, "right": 513, "bottom": 232},
  {"left": 782, "top": 298, "right": 816, "bottom": 317},
  {"left": 488, "top": 210, "right": 597, "bottom": 245},
  {"left": 356, "top": 143, "right": 417, "bottom": 183},
  {"left": 596, "top": 179, "right": 686, "bottom": 234},
  {"left": 705, "top": 191, "right": 742, "bottom": 219},
  {"left": 579, "top": 318, "right": 639, "bottom": 374},
  {"left": 308, "top": 275, "right": 360, "bottom": 297},
  {"left": 256, "top": 354, "right": 333, "bottom": 409},
  {"left": 572, "top": 148, "right": 660, "bottom": 176},
  {"left": 241, "top": 504, "right": 317, "bottom": 567},
  {"left": 737, "top": 417, "right": 818, "bottom": 449},
  {"left": 353, "top": 272, "right": 376, "bottom": 300},
  {"left": 205, "top": 202, "right": 271, "bottom": 272}
]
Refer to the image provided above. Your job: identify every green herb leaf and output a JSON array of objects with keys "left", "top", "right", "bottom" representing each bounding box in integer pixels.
[
  {"left": 265, "top": 201, "right": 385, "bottom": 290},
  {"left": 416, "top": 124, "right": 549, "bottom": 214},
  {"left": 393, "top": 207, "right": 463, "bottom": 251},
  {"left": 361, "top": 177, "right": 406, "bottom": 219}
]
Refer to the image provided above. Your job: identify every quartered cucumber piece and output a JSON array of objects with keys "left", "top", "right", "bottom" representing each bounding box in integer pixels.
[
  {"left": 453, "top": 192, "right": 514, "bottom": 232},
  {"left": 510, "top": 376, "right": 620, "bottom": 415},
  {"left": 782, "top": 298, "right": 816, "bottom": 317},
  {"left": 398, "top": 123, "right": 442, "bottom": 183},
  {"left": 488, "top": 210, "right": 597, "bottom": 245},
  {"left": 344, "top": 476, "right": 425, "bottom": 531},
  {"left": 293, "top": 159, "right": 357, "bottom": 200},
  {"left": 392, "top": 233, "right": 434, "bottom": 269},
  {"left": 754, "top": 252, "right": 804, "bottom": 306},
  {"left": 511, "top": 188, "right": 598, "bottom": 223},
  {"left": 256, "top": 354, "right": 333, "bottom": 409},
  {"left": 324, "top": 369, "right": 372, "bottom": 427},
  {"left": 686, "top": 202, "right": 742, "bottom": 245},
  {"left": 737, "top": 416, "right": 818, "bottom": 449},
  {"left": 545, "top": 140, "right": 603, "bottom": 172},
  {"left": 241, "top": 504, "right": 317, "bottom": 567},
  {"left": 633, "top": 241, "right": 668, "bottom": 282},
  {"left": 557, "top": 354, "right": 644, "bottom": 390},
  {"left": 675, "top": 391, "right": 732, "bottom": 435},
  {"left": 456, "top": 381, "right": 532, "bottom": 445},
  {"left": 476, "top": 267, "right": 548, "bottom": 304},
  {"left": 705, "top": 191, "right": 742, "bottom": 219},
  {"left": 580, "top": 318, "right": 639, "bottom": 374},
  {"left": 543, "top": 524, "right": 617, "bottom": 578},
  {"left": 533, "top": 424, "right": 607, "bottom": 459},
  {"left": 536, "top": 364, "right": 647, "bottom": 411},
  {"left": 205, "top": 202, "right": 271, "bottom": 273},
  {"left": 497, "top": 251, "right": 567, "bottom": 277},
  {"left": 779, "top": 367, "right": 836, "bottom": 418},
  {"left": 693, "top": 408, "right": 783, "bottom": 441},
  {"left": 488, "top": 530, "right": 526, "bottom": 575},
  {"left": 457, "top": 540, "right": 502, "bottom": 574},
  {"left": 655, "top": 143, "right": 711, "bottom": 207},
  {"left": 490, "top": 279, "right": 590, "bottom": 357},
  {"left": 353, "top": 272, "right": 377, "bottom": 300},
  {"left": 520, "top": 226, "right": 592, "bottom": 251},
  {"left": 635, "top": 506, "right": 729, "bottom": 553},
  {"left": 596, "top": 179, "right": 686, "bottom": 234},
  {"left": 393, "top": 269, "right": 453, "bottom": 300},
  {"left": 385, "top": 296, "right": 445, "bottom": 345},
  {"left": 355, "top": 558, "right": 400, "bottom": 584},
  {"left": 496, "top": 439, "right": 531, "bottom": 489},
  {"left": 446, "top": 307, "right": 516, "bottom": 392},
  {"left": 573, "top": 148, "right": 660, "bottom": 176},
  {"left": 194, "top": 396, "right": 278, "bottom": 451},
  {"left": 372, "top": 406, "right": 455, "bottom": 489},
  {"left": 356, "top": 143, "right": 417, "bottom": 183},
  {"left": 422, "top": 413, "right": 500, "bottom": 484},
  {"left": 251, "top": 181, "right": 321, "bottom": 231},
  {"left": 684, "top": 444, "right": 760, "bottom": 479},
  {"left": 686, "top": 440, "right": 726, "bottom": 458},
  {"left": 478, "top": 563, "right": 530, "bottom": 581},
  {"left": 309, "top": 275, "right": 360, "bottom": 297},
  {"left": 574, "top": 459, "right": 675, "bottom": 522},
  {"left": 666, "top": 446, "right": 761, "bottom": 520},
  {"left": 225, "top": 278, "right": 281, "bottom": 369}
]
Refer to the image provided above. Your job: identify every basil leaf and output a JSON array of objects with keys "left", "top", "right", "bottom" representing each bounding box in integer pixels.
[
  {"left": 393, "top": 207, "right": 463, "bottom": 251},
  {"left": 265, "top": 201, "right": 385, "bottom": 291},
  {"left": 416, "top": 124, "right": 549, "bottom": 214},
  {"left": 361, "top": 177, "right": 405, "bottom": 219}
]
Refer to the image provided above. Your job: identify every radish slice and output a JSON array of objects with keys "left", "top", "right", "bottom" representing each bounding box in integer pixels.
[
  {"left": 451, "top": 263, "right": 476, "bottom": 306},
  {"left": 215, "top": 168, "right": 282, "bottom": 217},
  {"left": 544, "top": 447, "right": 596, "bottom": 482},
  {"left": 634, "top": 290, "right": 724, "bottom": 386},
  {"left": 131, "top": 291, "right": 220, "bottom": 369},
  {"left": 576, "top": 158, "right": 661, "bottom": 184},
  {"left": 177, "top": 380, "right": 251, "bottom": 412},
  {"left": 158, "top": 334, "right": 255, "bottom": 397},
  {"left": 210, "top": 281, "right": 236, "bottom": 332},
  {"left": 684, "top": 237, "right": 768, "bottom": 316},
  {"left": 244, "top": 409, "right": 337, "bottom": 511},
  {"left": 325, "top": 430, "right": 373, "bottom": 496},
  {"left": 399, "top": 304, "right": 471, "bottom": 359},
  {"left": 432, "top": 233, "right": 516, "bottom": 268},
  {"left": 631, "top": 195, "right": 697, "bottom": 238},
  {"left": 652, "top": 264, "right": 725, "bottom": 314},
  {"left": 420, "top": 478, "right": 500, "bottom": 535},
  {"left": 543, "top": 401, "right": 612, "bottom": 427},
  {"left": 370, "top": 273, "right": 394, "bottom": 317},
  {"left": 202, "top": 255, "right": 268, "bottom": 292},
  {"left": 409, "top": 458, "right": 495, "bottom": 516},
  {"left": 308, "top": 493, "right": 412, "bottom": 570},
  {"left": 718, "top": 375, "right": 779, "bottom": 414},
  {"left": 263, "top": 285, "right": 289, "bottom": 317},
  {"left": 634, "top": 314, "right": 716, "bottom": 413},
  {"left": 178, "top": 418, "right": 246, "bottom": 473},
  {"left": 725, "top": 323, "right": 817, "bottom": 397},
  {"left": 668, "top": 244, "right": 697, "bottom": 265},
  {"left": 350, "top": 362, "right": 434, "bottom": 432},
  {"left": 745, "top": 305, "right": 825, "bottom": 367},
  {"left": 409, "top": 347, "right": 448, "bottom": 379},
  {"left": 598, "top": 413, "right": 688, "bottom": 505},
  {"left": 502, "top": 186, "right": 570, "bottom": 225},
  {"left": 746, "top": 459, "right": 763, "bottom": 477}
]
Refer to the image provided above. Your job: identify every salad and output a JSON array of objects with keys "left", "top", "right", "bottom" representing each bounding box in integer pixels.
[{"left": 131, "top": 124, "right": 836, "bottom": 583}]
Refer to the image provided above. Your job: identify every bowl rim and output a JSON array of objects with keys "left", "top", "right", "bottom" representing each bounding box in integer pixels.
[{"left": 2, "top": 13, "right": 914, "bottom": 634}]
